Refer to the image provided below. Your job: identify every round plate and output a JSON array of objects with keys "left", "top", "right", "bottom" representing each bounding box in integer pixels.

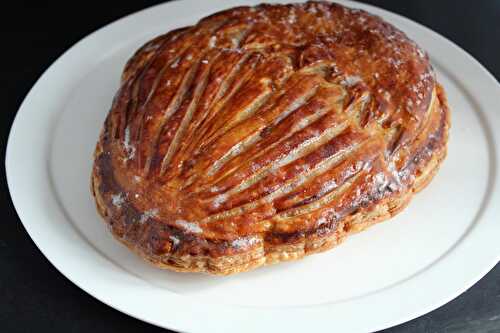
[{"left": 6, "top": 1, "right": 500, "bottom": 332}]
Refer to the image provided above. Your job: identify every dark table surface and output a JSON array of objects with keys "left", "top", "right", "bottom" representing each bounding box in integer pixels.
[{"left": 2, "top": 1, "right": 499, "bottom": 332}]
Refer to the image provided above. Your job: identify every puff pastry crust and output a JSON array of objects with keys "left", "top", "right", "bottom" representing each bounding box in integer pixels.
[{"left": 91, "top": 1, "right": 450, "bottom": 275}]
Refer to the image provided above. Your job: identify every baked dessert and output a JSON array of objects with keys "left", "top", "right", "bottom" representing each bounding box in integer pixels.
[{"left": 91, "top": 1, "right": 450, "bottom": 275}]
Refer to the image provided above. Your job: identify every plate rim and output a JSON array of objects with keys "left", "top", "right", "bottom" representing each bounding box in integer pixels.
[{"left": 6, "top": 1, "right": 500, "bottom": 332}]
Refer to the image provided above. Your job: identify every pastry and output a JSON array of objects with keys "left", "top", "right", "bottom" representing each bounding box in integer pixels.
[{"left": 91, "top": 1, "right": 450, "bottom": 275}]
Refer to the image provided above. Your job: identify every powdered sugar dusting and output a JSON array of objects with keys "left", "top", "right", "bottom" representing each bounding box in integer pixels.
[
  {"left": 399, "top": 168, "right": 412, "bottom": 181},
  {"left": 388, "top": 161, "right": 402, "bottom": 187},
  {"left": 356, "top": 160, "right": 366, "bottom": 171},
  {"left": 212, "top": 193, "right": 228, "bottom": 209},
  {"left": 316, "top": 209, "right": 338, "bottom": 226},
  {"left": 288, "top": 8, "right": 297, "bottom": 24},
  {"left": 316, "top": 216, "right": 328, "bottom": 226},
  {"left": 296, "top": 117, "right": 312, "bottom": 129},
  {"left": 123, "top": 126, "right": 136, "bottom": 160},
  {"left": 318, "top": 179, "right": 337, "bottom": 196},
  {"left": 231, "top": 236, "right": 260, "bottom": 249},
  {"left": 170, "top": 58, "right": 180, "bottom": 68},
  {"left": 143, "top": 42, "right": 161, "bottom": 53},
  {"left": 406, "top": 98, "right": 414, "bottom": 110},
  {"left": 169, "top": 235, "right": 180, "bottom": 247},
  {"left": 139, "top": 208, "right": 159, "bottom": 224},
  {"left": 111, "top": 193, "right": 125, "bottom": 208},
  {"left": 176, "top": 219, "right": 202, "bottom": 234},
  {"left": 388, "top": 57, "right": 403, "bottom": 68},
  {"left": 341, "top": 75, "right": 362, "bottom": 87},
  {"left": 208, "top": 36, "right": 217, "bottom": 48},
  {"left": 373, "top": 172, "right": 389, "bottom": 193},
  {"left": 250, "top": 162, "right": 260, "bottom": 173},
  {"left": 416, "top": 48, "right": 426, "bottom": 58}
]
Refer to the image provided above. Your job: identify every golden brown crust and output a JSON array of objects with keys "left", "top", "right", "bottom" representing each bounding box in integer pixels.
[{"left": 91, "top": 1, "right": 450, "bottom": 275}]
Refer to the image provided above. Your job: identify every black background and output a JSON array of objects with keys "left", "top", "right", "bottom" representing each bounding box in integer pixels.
[{"left": 2, "top": 1, "right": 499, "bottom": 332}]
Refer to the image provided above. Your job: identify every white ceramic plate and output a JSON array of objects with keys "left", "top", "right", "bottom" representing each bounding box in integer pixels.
[{"left": 6, "top": 1, "right": 500, "bottom": 332}]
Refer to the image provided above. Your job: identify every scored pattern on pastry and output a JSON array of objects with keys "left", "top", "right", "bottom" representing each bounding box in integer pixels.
[{"left": 93, "top": 1, "right": 449, "bottom": 274}]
